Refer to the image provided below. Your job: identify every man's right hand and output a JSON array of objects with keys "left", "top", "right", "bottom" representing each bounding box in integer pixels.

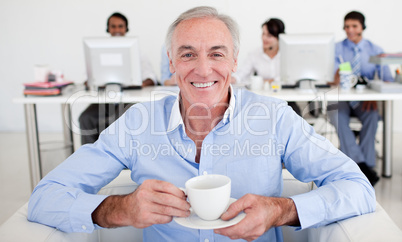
[{"left": 92, "top": 179, "right": 190, "bottom": 229}]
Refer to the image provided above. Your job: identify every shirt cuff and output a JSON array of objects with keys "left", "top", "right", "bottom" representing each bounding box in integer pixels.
[
  {"left": 290, "top": 190, "right": 326, "bottom": 229},
  {"left": 69, "top": 193, "right": 108, "bottom": 233}
]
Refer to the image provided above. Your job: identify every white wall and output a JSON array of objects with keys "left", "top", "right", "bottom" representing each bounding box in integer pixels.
[{"left": 1, "top": 0, "right": 401, "bottom": 132}]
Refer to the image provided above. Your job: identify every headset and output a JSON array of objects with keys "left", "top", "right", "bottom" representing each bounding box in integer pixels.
[{"left": 343, "top": 11, "right": 366, "bottom": 30}]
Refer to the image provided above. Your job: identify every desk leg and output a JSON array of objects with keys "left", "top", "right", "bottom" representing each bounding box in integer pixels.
[
  {"left": 61, "top": 103, "right": 74, "bottom": 154},
  {"left": 24, "top": 104, "right": 42, "bottom": 191},
  {"left": 382, "top": 100, "right": 393, "bottom": 178}
]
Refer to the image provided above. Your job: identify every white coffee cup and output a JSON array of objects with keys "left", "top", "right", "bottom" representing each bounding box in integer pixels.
[
  {"left": 355, "top": 84, "right": 366, "bottom": 92},
  {"left": 249, "top": 75, "right": 264, "bottom": 90},
  {"left": 339, "top": 71, "right": 358, "bottom": 91},
  {"left": 34, "top": 64, "right": 50, "bottom": 82},
  {"left": 184, "top": 174, "right": 231, "bottom": 221}
]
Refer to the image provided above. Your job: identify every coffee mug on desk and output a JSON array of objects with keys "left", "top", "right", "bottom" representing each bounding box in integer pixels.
[
  {"left": 339, "top": 71, "right": 358, "bottom": 91},
  {"left": 249, "top": 76, "right": 264, "bottom": 90},
  {"left": 34, "top": 64, "right": 50, "bottom": 82},
  {"left": 182, "top": 174, "right": 231, "bottom": 221}
]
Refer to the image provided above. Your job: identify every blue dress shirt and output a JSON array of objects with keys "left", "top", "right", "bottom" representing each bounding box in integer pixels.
[
  {"left": 28, "top": 87, "right": 375, "bottom": 242},
  {"left": 335, "top": 38, "right": 393, "bottom": 81}
]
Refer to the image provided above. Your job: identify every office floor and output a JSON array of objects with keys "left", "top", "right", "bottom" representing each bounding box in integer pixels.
[{"left": 0, "top": 131, "right": 401, "bottom": 230}]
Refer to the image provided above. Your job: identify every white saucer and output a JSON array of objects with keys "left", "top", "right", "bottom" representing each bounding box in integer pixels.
[{"left": 173, "top": 198, "right": 246, "bottom": 230}]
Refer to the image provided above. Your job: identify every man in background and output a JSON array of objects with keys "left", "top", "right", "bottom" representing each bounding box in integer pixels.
[
  {"left": 329, "top": 11, "right": 393, "bottom": 186},
  {"left": 79, "top": 12, "right": 157, "bottom": 144}
]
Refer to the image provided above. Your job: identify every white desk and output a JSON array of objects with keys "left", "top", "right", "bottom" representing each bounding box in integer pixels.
[{"left": 14, "top": 85, "right": 402, "bottom": 190}]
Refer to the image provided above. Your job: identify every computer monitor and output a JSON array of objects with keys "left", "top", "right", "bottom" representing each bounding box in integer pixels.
[
  {"left": 83, "top": 37, "right": 142, "bottom": 90},
  {"left": 279, "top": 33, "right": 335, "bottom": 87}
]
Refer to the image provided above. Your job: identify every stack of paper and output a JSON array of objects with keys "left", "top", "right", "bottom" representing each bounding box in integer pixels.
[
  {"left": 369, "top": 80, "right": 402, "bottom": 93},
  {"left": 23, "top": 81, "right": 73, "bottom": 96}
]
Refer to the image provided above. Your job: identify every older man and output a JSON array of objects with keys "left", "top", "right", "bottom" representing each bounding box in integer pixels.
[{"left": 28, "top": 6, "right": 375, "bottom": 241}]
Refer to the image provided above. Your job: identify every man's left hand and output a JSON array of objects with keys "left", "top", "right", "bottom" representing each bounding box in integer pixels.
[{"left": 214, "top": 194, "right": 299, "bottom": 241}]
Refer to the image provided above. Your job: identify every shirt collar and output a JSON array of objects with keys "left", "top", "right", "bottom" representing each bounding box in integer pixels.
[
  {"left": 167, "top": 85, "right": 235, "bottom": 132},
  {"left": 262, "top": 50, "right": 280, "bottom": 61},
  {"left": 346, "top": 38, "right": 366, "bottom": 50},
  {"left": 223, "top": 85, "right": 235, "bottom": 124}
]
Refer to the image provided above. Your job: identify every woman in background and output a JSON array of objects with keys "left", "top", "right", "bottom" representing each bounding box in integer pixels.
[
  {"left": 234, "top": 18, "right": 300, "bottom": 114},
  {"left": 233, "top": 18, "right": 283, "bottom": 84}
]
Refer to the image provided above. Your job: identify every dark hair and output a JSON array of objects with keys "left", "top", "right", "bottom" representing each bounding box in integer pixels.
[
  {"left": 261, "top": 18, "right": 285, "bottom": 39},
  {"left": 344, "top": 11, "right": 366, "bottom": 30},
  {"left": 106, "top": 12, "right": 129, "bottom": 33}
]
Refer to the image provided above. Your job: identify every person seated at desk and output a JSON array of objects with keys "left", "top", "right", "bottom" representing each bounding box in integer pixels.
[
  {"left": 328, "top": 11, "right": 393, "bottom": 186},
  {"left": 232, "top": 18, "right": 300, "bottom": 115},
  {"left": 28, "top": 6, "right": 375, "bottom": 241},
  {"left": 79, "top": 12, "right": 157, "bottom": 145}
]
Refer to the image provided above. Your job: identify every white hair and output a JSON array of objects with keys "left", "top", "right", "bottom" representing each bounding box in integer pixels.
[{"left": 165, "top": 6, "right": 240, "bottom": 58}]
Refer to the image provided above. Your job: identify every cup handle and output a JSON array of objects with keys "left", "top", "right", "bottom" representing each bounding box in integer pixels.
[
  {"left": 179, "top": 187, "right": 187, "bottom": 195},
  {"left": 350, "top": 75, "right": 358, "bottom": 87},
  {"left": 179, "top": 187, "right": 190, "bottom": 204}
]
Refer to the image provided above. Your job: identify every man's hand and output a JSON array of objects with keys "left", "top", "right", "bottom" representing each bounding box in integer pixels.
[
  {"left": 92, "top": 179, "right": 190, "bottom": 229},
  {"left": 328, "top": 69, "right": 340, "bottom": 86},
  {"left": 362, "top": 101, "right": 377, "bottom": 112},
  {"left": 214, "top": 194, "right": 299, "bottom": 241},
  {"left": 142, "top": 78, "right": 155, "bottom": 87}
]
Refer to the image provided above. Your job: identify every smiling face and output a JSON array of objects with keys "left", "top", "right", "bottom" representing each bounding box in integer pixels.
[
  {"left": 108, "top": 16, "right": 127, "bottom": 36},
  {"left": 344, "top": 19, "right": 364, "bottom": 44},
  {"left": 168, "top": 17, "right": 238, "bottom": 109}
]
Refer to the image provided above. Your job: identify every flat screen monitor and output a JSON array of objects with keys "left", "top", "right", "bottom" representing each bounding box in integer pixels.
[
  {"left": 83, "top": 37, "right": 142, "bottom": 89},
  {"left": 279, "top": 33, "right": 335, "bottom": 87}
]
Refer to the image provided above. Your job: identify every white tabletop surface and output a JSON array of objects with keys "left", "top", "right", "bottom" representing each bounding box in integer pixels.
[{"left": 13, "top": 84, "right": 402, "bottom": 104}]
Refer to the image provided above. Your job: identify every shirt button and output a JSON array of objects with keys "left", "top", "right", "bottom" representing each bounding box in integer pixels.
[
  {"left": 204, "top": 239, "right": 210, "bottom": 242},
  {"left": 203, "top": 171, "right": 208, "bottom": 175},
  {"left": 82, "top": 225, "right": 87, "bottom": 230}
]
